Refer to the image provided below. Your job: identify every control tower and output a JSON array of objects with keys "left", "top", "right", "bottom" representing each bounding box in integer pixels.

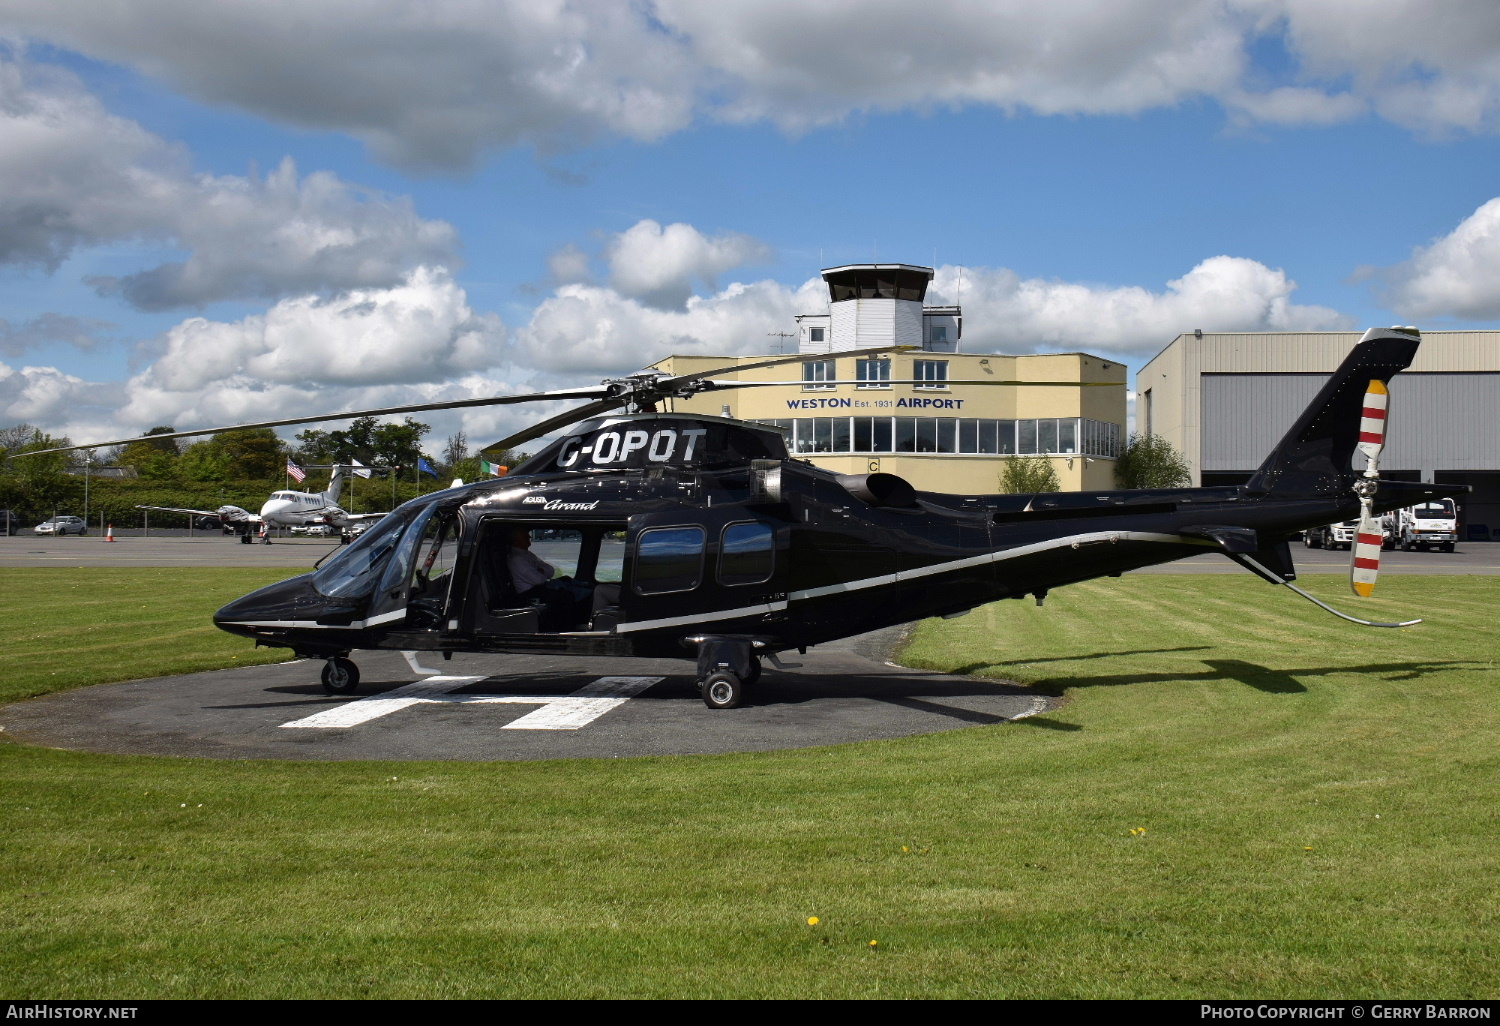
[{"left": 795, "top": 264, "right": 961, "bottom": 354}]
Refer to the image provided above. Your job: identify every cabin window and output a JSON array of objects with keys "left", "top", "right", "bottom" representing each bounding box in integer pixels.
[
  {"left": 719, "top": 522, "right": 774, "bottom": 586},
  {"left": 634, "top": 526, "right": 705, "bottom": 595}
]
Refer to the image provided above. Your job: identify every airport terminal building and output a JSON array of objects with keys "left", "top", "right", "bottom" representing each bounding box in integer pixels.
[
  {"left": 654, "top": 263, "right": 1128, "bottom": 494},
  {"left": 1140, "top": 329, "right": 1500, "bottom": 540}
]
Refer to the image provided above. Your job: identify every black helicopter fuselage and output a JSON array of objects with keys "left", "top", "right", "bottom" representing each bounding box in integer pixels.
[{"left": 212, "top": 434, "right": 1440, "bottom": 665}]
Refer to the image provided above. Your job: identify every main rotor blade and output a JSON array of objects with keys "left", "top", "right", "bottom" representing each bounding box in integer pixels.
[
  {"left": 478, "top": 398, "right": 627, "bottom": 457},
  {"left": 10, "top": 386, "right": 614, "bottom": 458},
  {"left": 656, "top": 345, "right": 918, "bottom": 388},
  {"left": 700, "top": 378, "right": 1122, "bottom": 390}
]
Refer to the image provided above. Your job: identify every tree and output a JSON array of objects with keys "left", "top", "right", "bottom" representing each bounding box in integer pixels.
[
  {"left": 442, "top": 431, "right": 469, "bottom": 470},
  {"left": 1000, "top": 455, "right": 1060, "bottom": 494},
  {"left": 205, "top": 428, "right": 285, "bottom": 479},
  {"left": 118, "top": 426, "right": 181, "bottom": 479},
  {"left": 1115, "top": 433, "right": 1191, "bottom": 489},
  {"left": 177, "top": 441, "right": 232, "bottom": 482},
  {"left": 1, "top": 428, "right": 75, "bottom": 508},
  {"left": 295, "top": 416, "right": 430, "bottom": 470},
  {"left": 0, "top": 423, "right": 38, "bottom": 456}
]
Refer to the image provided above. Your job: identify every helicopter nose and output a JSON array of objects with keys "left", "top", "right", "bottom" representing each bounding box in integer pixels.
[{"left": 213, "top": 574, "right": 323, "bottom": 638}]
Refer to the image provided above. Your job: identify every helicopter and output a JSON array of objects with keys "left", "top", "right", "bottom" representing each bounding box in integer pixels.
[{"left": 18, "top": 329, "right": 1450, "bottom": 709}]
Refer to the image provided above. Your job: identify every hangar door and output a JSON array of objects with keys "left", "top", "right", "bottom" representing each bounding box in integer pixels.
[{"left": 1201, "top": 371, "right": 1500, "bottom": 475}]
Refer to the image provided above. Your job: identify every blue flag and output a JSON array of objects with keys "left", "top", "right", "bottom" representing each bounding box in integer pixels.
[{"left": 417, "top": 457, "right": 437, "bottom": 477}]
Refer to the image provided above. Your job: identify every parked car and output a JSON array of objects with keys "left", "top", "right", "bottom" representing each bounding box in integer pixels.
[
  {"left": 34, "top": 515, "right": 87, "bottom": 536},
  {"left": 0, "top": 510, "right": 18, "bottom": 536}
]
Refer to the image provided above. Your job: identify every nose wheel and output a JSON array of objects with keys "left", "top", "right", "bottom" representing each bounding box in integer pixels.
[{"left": 321, "top": 656, "right": 361, "bottom": 695}]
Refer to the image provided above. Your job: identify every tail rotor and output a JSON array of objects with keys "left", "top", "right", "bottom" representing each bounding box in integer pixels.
[{"left": 1350, "top": 379, "right": 1388, "bottom": 597}]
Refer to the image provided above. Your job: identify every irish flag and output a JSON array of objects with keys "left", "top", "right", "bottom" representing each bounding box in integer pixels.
[{"left": 481, "top": 459, "right": 507, "bottom": 477}]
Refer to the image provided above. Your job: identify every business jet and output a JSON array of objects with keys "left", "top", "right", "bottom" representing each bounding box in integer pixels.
[{"left": 141, "top": 464, "right": 385, "bottom": 543}]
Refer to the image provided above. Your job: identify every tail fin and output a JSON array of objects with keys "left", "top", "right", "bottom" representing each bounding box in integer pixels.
[
  {"left": 325, "top": 464, "right": 345, "bottom": 504},
  {"left": 1244, "top": 327, "right": 1420, "bottom": 498}
]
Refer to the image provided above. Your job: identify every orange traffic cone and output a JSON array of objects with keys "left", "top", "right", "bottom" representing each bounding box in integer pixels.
[{"left": 105, "top": 523, "right": 115, "bottom": 542}]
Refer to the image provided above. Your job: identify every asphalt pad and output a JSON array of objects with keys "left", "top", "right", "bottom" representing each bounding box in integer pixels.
[{"left": 0, "top": 627, "right": 1048, "bottom": 762}]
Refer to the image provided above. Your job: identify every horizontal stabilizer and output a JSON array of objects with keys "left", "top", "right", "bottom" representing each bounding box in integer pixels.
[{"left": 1179, "top": 524, "right": 1261, "bottom": 553}]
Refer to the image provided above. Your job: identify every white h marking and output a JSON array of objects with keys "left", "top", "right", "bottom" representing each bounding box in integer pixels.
[{"left": 279, "top": 675, "right": 663, "bottom": 731}]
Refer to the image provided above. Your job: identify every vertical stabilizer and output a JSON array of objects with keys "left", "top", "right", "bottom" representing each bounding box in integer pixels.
[
  {"left": 324, "top": 464, "right": 345, "bottom": 505},
  {"left": 1244, "top": 327, "right": 1419, "bottom": 498}
]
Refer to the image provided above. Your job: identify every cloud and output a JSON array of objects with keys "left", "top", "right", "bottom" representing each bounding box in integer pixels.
[
  {"left": 3, "top": 241, "right": 1350, "bottom": 451},
  {"left": 0, "top": 313, "right": 119, "bottom": 358},
  {"left": 0, "top": 362, "right": 117, "bottom": 430},
  {"left": 130, "top": 266, "right": 503, "bottom": 396},
  {"left": 0, "top": 55, "right": 458, "bottom": 308},
  {"left": 512, "top": 276, "right": 823, "bottom": 376},
  {"left": 546, "top": 243, "right": 593, "bottom": 286},
  {"left": 931, "top": 256, "right": 1353, "bottom": 353},
  {"left": 605, "top": 220, "right": 772, "bottom": 308},
  {"left": 0, "top": 1, "right": 696, "bottom": 171},
  {"left": 1378, "top": 197, "right": 1500, "bottom": 319},
  {"left": 7, "top": 1, "right": 1500, "bottom": 169}
]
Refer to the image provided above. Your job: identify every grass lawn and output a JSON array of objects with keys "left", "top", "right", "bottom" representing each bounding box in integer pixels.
[
  {"left": 1, "top": 569, "right": 1498, "bottom": 998},
  {"left": 0, "top": 568, "right": 299, "bottom": 706}
]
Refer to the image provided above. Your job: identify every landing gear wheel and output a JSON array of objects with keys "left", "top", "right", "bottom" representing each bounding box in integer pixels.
[
  {"left": 321, "top": 657, "right": 360, "bottom": 695},
  {"left": 701, "top": 671, "right": 743, "bottom": 709},
  {"left": 742, "top": 658, "right": 762, "bottom": 685}
]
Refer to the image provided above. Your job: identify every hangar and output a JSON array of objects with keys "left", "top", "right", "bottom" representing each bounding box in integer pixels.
[{"left": 1139, "top": 329, "right": 1500, "bottom": 541}]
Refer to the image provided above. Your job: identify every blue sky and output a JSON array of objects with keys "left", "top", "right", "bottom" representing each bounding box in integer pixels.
[{"left": 3, "top": 1, "right": 1500, "bottom": 448}]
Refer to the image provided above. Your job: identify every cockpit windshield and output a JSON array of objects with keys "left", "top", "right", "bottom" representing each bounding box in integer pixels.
[{"left": 313, "top": 502, "right": 427, "bottom": 598}]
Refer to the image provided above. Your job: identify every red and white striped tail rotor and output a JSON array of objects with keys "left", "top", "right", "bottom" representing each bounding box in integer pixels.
[
  {"left": 1351, "top": 515, "right": 1383, "bottom": 597},
  {"left": 1351, "top": 379, "right": 1388, "bottom": 598}
]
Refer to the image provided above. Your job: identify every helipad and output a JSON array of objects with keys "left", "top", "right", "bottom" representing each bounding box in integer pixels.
[{"left": 0, "top": 627, "right": 1051, "bottom": 761}]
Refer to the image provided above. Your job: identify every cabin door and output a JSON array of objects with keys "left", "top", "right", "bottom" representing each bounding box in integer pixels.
[{"left": 625, "top": 509, "right": 787, "bottom": 631}]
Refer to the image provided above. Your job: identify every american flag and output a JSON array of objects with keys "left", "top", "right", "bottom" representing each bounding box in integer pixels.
[{"left": 286, "top": 460, "right": 306, "bottom": 483}]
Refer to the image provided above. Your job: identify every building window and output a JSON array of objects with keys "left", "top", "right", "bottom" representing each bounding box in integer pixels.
[
  {"left": 802, "top": 360, "right": 835, "bottom": 391},
  {"left": 913, "top": 359, "right": 948, "bottom": 389},
  {"left": 930, "top": 326, "right": 947, "bottom": 343},
  {"left": 808, "top": 327, "right": 825, "bottom": 343},
  {"left": 634, "top": 526, "right": 705, "bottom": 595},
  {"left": 856, "top": 358, "right": 891, "bottom": 388},
  {"left": 719, "top": 522, "right": 774, "bottom": 586},
  {"left": 779, "top": 417, "right": 1120, "bottom": 458}
]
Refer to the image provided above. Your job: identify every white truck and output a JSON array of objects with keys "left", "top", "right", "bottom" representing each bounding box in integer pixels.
[
  {"left": 1304, "top": 519, "right": 1359, "bottom": 550},
  {"left": 1394, "top": 498, "right": 1459, "bottom": 552}
]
